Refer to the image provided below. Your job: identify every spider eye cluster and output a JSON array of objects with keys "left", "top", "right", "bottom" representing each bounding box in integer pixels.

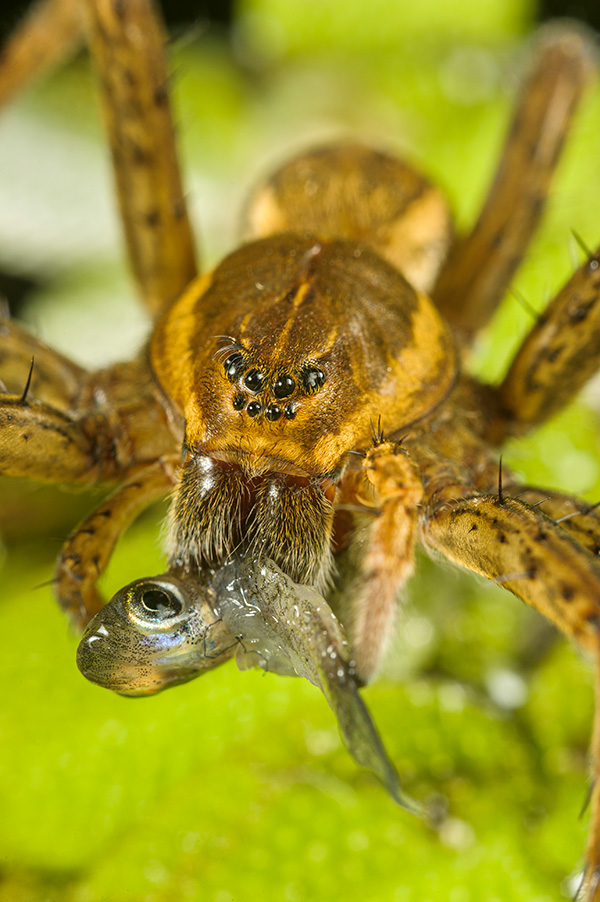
[{"left": 221, "top": 349, "right": 326, "bottom": 422}]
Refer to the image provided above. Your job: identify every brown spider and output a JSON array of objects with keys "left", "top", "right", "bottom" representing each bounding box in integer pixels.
[{"left": 2, "top": 0, "right": 600, "bottom": 895}]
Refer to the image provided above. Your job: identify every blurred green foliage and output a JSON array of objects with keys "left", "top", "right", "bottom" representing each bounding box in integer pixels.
[{"left": 1, "top": 0, "right": 600, "bottom": 900}]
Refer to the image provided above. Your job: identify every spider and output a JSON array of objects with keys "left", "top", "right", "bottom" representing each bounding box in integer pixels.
[{"left": 2, "top": 0, "right": 600, "bottom": 896}]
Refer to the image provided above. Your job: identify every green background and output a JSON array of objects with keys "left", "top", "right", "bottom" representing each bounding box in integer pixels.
[{"left": 1, "top": 0, "right": 600, "bottom": 899}]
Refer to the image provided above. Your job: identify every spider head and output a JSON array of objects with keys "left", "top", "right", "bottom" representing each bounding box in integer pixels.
[{"left": 152, "top": 232, "right": 457, "bottom": 583}]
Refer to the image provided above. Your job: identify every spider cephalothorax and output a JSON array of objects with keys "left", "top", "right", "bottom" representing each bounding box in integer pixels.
[
  {"left": 154, "top": 231, "right": 457, "bottom": 587},
  {"left": 2, "top": 2, "right": 600, "bottom": 896},
  {"left": 150, "top": 232, "right": 457, "bottom": 475}
]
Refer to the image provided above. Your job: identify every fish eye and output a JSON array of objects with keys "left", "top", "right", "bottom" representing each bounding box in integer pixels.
[{"left": 126, "top": 581, "right": 184, "bottom": 624}]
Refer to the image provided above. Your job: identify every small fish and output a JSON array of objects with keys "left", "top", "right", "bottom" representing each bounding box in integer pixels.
[
  {"left": 77, "top": 557, "right": 418, "bottom": 812},
  {"left": 77, "top": 570, "right": 236, "bottom": 696}
]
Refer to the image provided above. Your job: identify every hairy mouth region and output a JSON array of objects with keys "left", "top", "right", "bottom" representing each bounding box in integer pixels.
[{"left": 189, "top": 444, "right": 338, "bottom": 496}]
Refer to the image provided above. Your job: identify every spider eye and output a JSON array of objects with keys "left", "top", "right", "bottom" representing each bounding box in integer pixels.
[
  {"left": 247, "top": 400, "right": 262, "bottom": 417},
  {"left": 273, "top": 374, "right": 295, "bottom": 398},
  {"left": 265, "top": 403, "right": 281, "bottom": 421},
  {"left": 244, "top": 369, "right": 266, "bottom": 392},
  {"left": 301, "top": 365, "right": 326, "bottom": 394},
  {"left": 127, "top": 582, "right": 184, "bottom": 624},
  {"left": 223, "top": 352, "right": 246, "bottom": 381}
]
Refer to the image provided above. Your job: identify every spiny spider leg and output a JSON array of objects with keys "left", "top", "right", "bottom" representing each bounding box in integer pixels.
[
  {"left": 422, "top": 489, "right": 600, "bottom": 901},
  {"left": 0, "top": 0, "right": 84, "bottom": 109},
  {"left": 497, "top": 245, "right": 600, "bottom": 435},
  {"left": 56, "top": 456, "right": 178, "bottom": 629},
  {"left": 0, "top": 318, "right": 85, "bottom": 409},
  {"left": 0, "top": 391, "right": 117, "bottom": 483},
  {"left": 0, "top": 355, "right": 177, "bottom": 484},
  {"left": 84, "top": 0, "right": 198, "bottom": 314},
  {"left": 433, "top": 27, "right": 595, "bottom": 336},
  {"left": 423, "top": 491, "right": 600, "bottom": 651},
  {"left": 505, "top": 487, "right": 600, "bottom": 557}
]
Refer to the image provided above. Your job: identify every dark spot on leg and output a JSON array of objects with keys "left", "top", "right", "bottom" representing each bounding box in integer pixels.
[
  {"left": 529, "top": 194, "right": 545, "bottom": 218},
  {"left": 491, "top": 230, "right": 505, "bottom": 250},
  {"left": 524, "top": 378, "right": 542, "bottom": 394},
  {"left": 568, "top": 295, "right": 592, "bottom": 323},
  {"left": 154, "top": 83, "right": 168, "bottom": 106},
  {"left": 546, "top": 346, "right": 562, "bottom": 363},
  {"left": 561, "top": 585, "right": 575, "bottom": 602},
  {"left": 570, "top": 307, "right": 588, "bottom": 323},
  {"left": 132, "top": 143, "right": 152, "bottom": 166}
]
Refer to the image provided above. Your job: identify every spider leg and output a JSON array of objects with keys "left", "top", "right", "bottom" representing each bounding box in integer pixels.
[
  {"left": 0, "top": 0, "right": 84, "bottom": 109},
  {"left": 432, "top": 27, "right": 595, "bottom": 337},
  {"left": 83, "top": 0, "right": 198, "bottom": 314},
  {"left": 504, "top": 486, "right": 600, "bottom": 556},
  {"left": 55, "top": 456, "right": 178, "bottom": 629},
  {"left": 348, "top": 440, "right": 423, "bottom": 683},
  {"left": 495, "top": 246, "right": 600, "bottom": 435},
  {"left": 582, "top": 646, "right": 600, "bottom": 902},
  {"left": 0, "top": 358, "right": 177, "bottom": 483},
  {"left": 0, "top": 392, "right": 118, "bottom": 483},
  {"left": 0, "top": 317, "right": 85, "bottom": 409},
  {"left": 0, "top": 0, "right": 198, "bottom": 312},
  {"left": 422, "top": 490, "right": 600, "bottom": 652},
  {"left": 422, "top": 486, "right": 600, "bottom": 900}
]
